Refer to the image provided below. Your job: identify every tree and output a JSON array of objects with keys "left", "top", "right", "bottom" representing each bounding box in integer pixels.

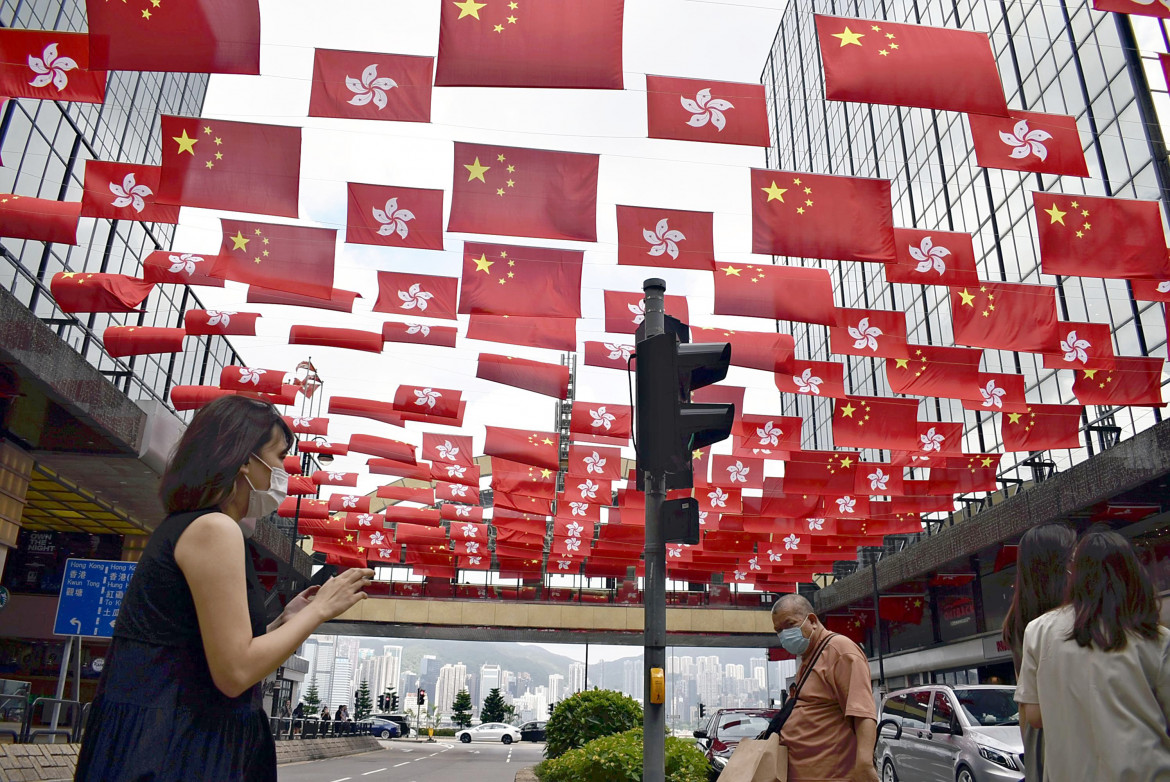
[
  {"left": 502, "top": 703, "right": 517, "bottom": 724},
  {"left": 355, "top": 678, "right": 373, "bottom": 720},
  {"left": 451, "top": 688, "right": 474, "bottom": 728},
  {"left": 302, "top": 676, "right": 321, "bottom": 713},
  {"left": 481, "top": 687, "right": 507, "bottom": 723}
]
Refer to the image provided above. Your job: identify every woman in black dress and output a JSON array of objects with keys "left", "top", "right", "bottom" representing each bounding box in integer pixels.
[{"left": 74, "top": 396, "right": 374, "bottom": 781}]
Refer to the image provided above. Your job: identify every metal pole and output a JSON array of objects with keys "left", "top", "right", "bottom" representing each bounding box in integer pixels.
[
  {"left": 583, "top": 643, "right": 589, "bottom": 692},
  {"left": 49, "top": 638, "right": 72, "bottom": 732},
  {"left": 871, "top": 561, "right": 886, "bottom": 689},
  {"left": 641, "top": 278, "right": 667, "bottom": 782}
]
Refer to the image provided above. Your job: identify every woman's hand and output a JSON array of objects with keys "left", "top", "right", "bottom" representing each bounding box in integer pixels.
[
  {"left": 310, "top": 568, "right": 375, "bottom": 622},
  {"left": 270, "top": 585, "right": 321, "bottom": 631}
]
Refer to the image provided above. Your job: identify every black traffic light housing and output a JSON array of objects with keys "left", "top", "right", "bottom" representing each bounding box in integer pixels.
[
  {"left": 390, "top": 693, "right": 399, "bottom": 712},
  {"left": 699, "top": 702, "right": 706, "bottom": 719},
  {"left": 417, "top": 689, "right": 426, "bottom": 706}
]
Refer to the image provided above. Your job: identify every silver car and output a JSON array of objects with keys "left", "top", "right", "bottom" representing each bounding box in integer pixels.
[{"left": 875, "top": 685, "right": 1024, "bottom": 782}]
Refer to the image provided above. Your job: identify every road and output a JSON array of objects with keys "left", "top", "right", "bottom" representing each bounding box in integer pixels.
[{"left": 278, "top": 739, "right": 547, "bottom": 782}]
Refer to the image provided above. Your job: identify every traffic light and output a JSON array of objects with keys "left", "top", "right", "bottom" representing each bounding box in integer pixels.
[
  {"left": 548, "top": 703, "right": 554, "bottom": 715},
  {"left": 417, "top": 689, "right": 425, "bottom": 706},
  {"left": 378, "top": 695, "right": 386, "bottom": 710},
  {"left": 390, "top": 693, "right": 399, "bottom": 712},
  {"left": 699, "top": 703, "right": 706, "bottom": 719}
]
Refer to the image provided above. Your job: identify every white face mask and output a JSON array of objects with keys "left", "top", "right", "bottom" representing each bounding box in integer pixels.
[{"left": 241, "top": 453, "right": 288, "bottom": 537}]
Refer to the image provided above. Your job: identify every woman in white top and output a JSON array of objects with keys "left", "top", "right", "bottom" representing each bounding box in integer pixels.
[{"left": 1015, "top": 528, "right": 1170, "bottom": 782}]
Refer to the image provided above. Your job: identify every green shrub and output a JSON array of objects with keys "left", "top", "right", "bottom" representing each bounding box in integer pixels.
[
  {"left": 544, "top": 689, "right": 643, "bottom": 759},
  {"left": 534, "top": 728, "right": 708, "bottom": 782}
]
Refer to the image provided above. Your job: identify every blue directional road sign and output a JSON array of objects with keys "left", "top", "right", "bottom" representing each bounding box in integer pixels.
[{"left": 53, "top": 558, "right": 137, "bottom": 638}]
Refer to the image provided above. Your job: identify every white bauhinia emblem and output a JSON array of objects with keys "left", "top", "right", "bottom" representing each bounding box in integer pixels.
[
  {"left": 414, "top": 387, "right": 440, "bottom": 408},
  {"left": 448, "top": 484, "right": 468, "bottom": 497},
  {"left": 369, "top": 531, "right": 387, "bottom": 546},
  {"left": 577, "top": 480, "right": 598, "bottom": 500},
  {"left": 605, "top": 343, "right": 632, "bottom": 361},
  {"left": 406, "top": 323, "right": 430, "bottom": 337},
  {"left": 643, "top": 218, "right": 686, "bottom": 260},
  {"left": 28, "top": 43, "right": 77, "bottom": 91},
  {"left": 590, "top": 407, "right": 615, "bottom": 430},
  {"left": 375, "top": 198, "right": 415, "bottom": 240},
  {"left": 727, "top": 461, "right": 749, "bottom": 483},
  {"left": 455, "top": 506, "right": 472, "bottom": 517},
  {"left": 668, "top": 547, "right": 682, "bottom": 558},
  {"left": 920, "top": 427, "right": 944, "bottom": 452},
  {"left": 748, "top": 556, "right": 761, "bottom": 571},
  {"left": 205, "top": 310, "right": 235, "bottom": 327},
  {"left": 768, "top": 549, "right": 783, "bottom": 563},
  {"left": 698, "top": 510, "right": 709, "bottom": 525},
  {"left": 398, "top": 282, "right": 433, "bottom": 311},
  {"left": 239, "top": 367, "right": 266, "bottom": 385},
  {"left": 908, "top": 236, "right": 950, "bottom": 275},
  {"left": 756, "top": 421, "right": 782, "bottom": 446},
  {"left": 999, "top": 119, "right": 1052, "bottom": 162},
  {"left": 328, "top": 471, "right": 346, "bottom": 481},
  {"left": 167, "top": 253, "right": 205, "bottom": 276},
  {"left": 1158, "top": 281, "right": 1170, "bottom": 293},
  {"left": 356, "top": 514, "right": 374, "bottom": 526},
  {"left": 848, "top": 317, "right": 883, "bottom": 351},
  {"left": 836, "top": 496, "right": 857, "bottom": 514},
  {"left": 868, "top": 469, "right": 889, "bottom": 491},
  {"left": 628, "top": 301, "right": 646, "bottom": 325},
  {"left": 980, "top": 380, "right": 1006, "bottom": 409},
  {"left": 807, "top": 518, "right": 825, "bottom": 531},
  {"left": 563, "top": 537, "right": 582, "bottom": 552},
  {"left": 461, "top": 523, "right": 478, "bottom": 538},
  {"left": 681, "top": 88, "right": 734, "bottom": 131},
  {"left": 468, "top": 556, "right": 482, "bottom": 565},
  {"left": 293, "top": 416, "right": 312, "bottom": 427},
  {"left": 556, "top": 559, "right": 571, "bottom": 570},
  {"left": 734, "top": 569, "right": 747, "bottom": 581},
  {"left": 707, "top": 488, "right": 728, "bottom": 508},
  {"left": 346, "top": 63, "right": 397, "bottom": 108},
  {"left": 446, "top": 464, "right": 466, "bottom": 478},
  {"left": 566, "top": 521, "right": 584, "bottom": 538},
  {"left": 378, "top": 548, "right": 394, "bottom": 558},
  {"left": 109, "top": 173, "right": 153, "bottom": 213},
  {"left": 794, "top": 368, "right": 823, "bottom": 394},
  {"left": 465, "top": 541, "right": 480, "bottom": 555},
  {"left": 342, "top": 495, "right": 359, "bottom": 508},
  {"left": 437, "top": 440, "right": 460, "bottom": 461},
  {"left": 570, "top": 502, "right": 588, "bottom": 517},
  {"left": 1061, "top": 330, "right": 1091, "bottom": 364},
  {"left": 585, "top": 452, "right": 606, "bottom": 474},
  {"left": 783, "top": 533, "right": 801, "bottom": 550}
]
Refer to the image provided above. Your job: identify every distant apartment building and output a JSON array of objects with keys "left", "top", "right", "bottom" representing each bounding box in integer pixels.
[
  {"left": 568, "top": 661, "right": 585, "bottom": 694},
  {"left": 548, "top": 673, "right": 565, "bottom": 703}
]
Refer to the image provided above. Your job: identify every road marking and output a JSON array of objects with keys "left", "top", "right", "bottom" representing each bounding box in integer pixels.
[
  {"left": 361, "top": 769, "right": 387, "bottom": 776},
  {"left": 393, "top": 762, "right": 410, "bottom": 768},
  {"left": 507, "top": 747, "right": 513, "bottom": 763},
  {"left": 329, "top": 778, "right": 352, "bottom": 782},
  {"left": 428, "top": 753, "right": 439, "bottom": 757}
]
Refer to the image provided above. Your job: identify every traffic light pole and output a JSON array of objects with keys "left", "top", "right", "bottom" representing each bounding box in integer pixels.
[{"left": 641, "top": 278, "right": 668, "bottom": 782}]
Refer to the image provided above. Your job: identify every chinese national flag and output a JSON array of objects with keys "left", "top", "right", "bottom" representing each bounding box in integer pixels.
[
  {"left": 879, "top": 595, "right": 926, "bottom": 625},
  {"left": 373, "top": 271, "right": 457, "bottom": 321},
  {"left": 829, "top": 308, "right": 909, "bottom": 359},
  {"left": 1042, "top": 322, "right": 1116, "bottom": 371},
  {"left": 692, "top": 328, "right": 795, "bottom": 373},
  {"left": 1033, "top": 192, "right": 1169, "bottom": 279},
  {"left": 477, "top": 354, "right": 571, "bottom": 399},
  {"left": 85, "top": 0, "right": 259, "bottom": 73},
  {"left": 886, "top": 228, "right": 979, "bottom": 286},
  {"left": 435, "top": 0, "right": 623, "bottom": 88},
  {"left": 713, "top": 264, "right": 838, "bottom": 326},
  {"left": 645, "top": 75, "right": 770, "bottom": 147},
  {"left": 0, "top": 195, "right": 80, "bottom": 244},
  {"left": 211, "top": 219, "right": 336, "bottom": 300},
  {"left": 1092, "top": 0, "right": 1170, "bottom": 17},
  {"left": 832, "top": 396, "right": 920, "bottom": 451},
  {"left": 248, "top": 286, "right": 358, "bottom": 313},
  {"left": 814, "top": 15, "right": 1008, "bottom": 116},
  {"left": 492, "top": 458, "right": 558, "bottom": 500},
  {"left": 887, "top": 344, "right": 982, "bottom": 399},
  {"left": 751, "top": 169, "right": 895, "bottom": 262},
  {"left": 49, "top": 272, "right": 153, "bottom": 313},
  {"left": 961, "top": 372, "right": 1029, "bottom": 414},
  {"left": 951, "top": 282, "right": 1060, "bottom": 353},
  {"left": 782, "top": 451, "right": 860, "bottom": 495},
  {"left": 391, "top": 385, "right": 462, "bottom": 419},
  {"left": 1001, "top": 405, "right": 1083, "bottom": 451},
  {"left": 449, "top": 143, "right": 598, "bottom": 242},
  {"left": 468, "top": 314, "right": 577, "bottom": 352},
  {"left": 1072, "top": 358, "right": 1165, "bottom": 407},
  {"left": 603, "top": 290, "right": 690, "bottom": 334},
  {"left": 423, "top": 433, "right": 474, "bottom": 467},
  {"left": 968, "top": 110, "right": 1089, "bottom": 177},
  {"left": 0, "top": 30, "right": 106, "bottom": 103},
  {"left": 928, "top": 457, "right": 999, "bottom": 494},
  {"left": 142, "top": 250, "right": 224, "bottom": 287},
  {"left": 347, "top": 183, "right": 444, "bottom": 251},
  {"left": 289, "top": 326, "right": 383, "bottom": 353},
  {"left": 776, "top": 360, "right": 846, "bottom": 398},
  {"left": 459, "top": 241, "right": 582, "bottom": 318},
  {"left": 616, "top": 205, "right": 715, "bottom": 271},
  {"left": 158, "top": 116, "right": 301, "bottom": 218},
  {"left": 103, "top": 326, "right": 185, "bottom": 358},
  {"left": 484, "top": 426, "right": 560, "bottom": 471},
  {"left": 184, "top": 310, "right": 260, "bottom": 337},
  {"left": 382, "top": 321, "right": 458, "bottom": 349},
  {"left": 81, "top": 162, "right": 178, "bottom": 224},
  {"left": 309, "top": 49, "right": 433, "bottom": 122},
  {"left": 584, "top": 341, "right": 634, "bottom": 371}
]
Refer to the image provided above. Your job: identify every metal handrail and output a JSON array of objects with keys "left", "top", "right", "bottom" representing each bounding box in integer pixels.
[{"left": 22, "top": 697, "right": 81, "bottom": 744}]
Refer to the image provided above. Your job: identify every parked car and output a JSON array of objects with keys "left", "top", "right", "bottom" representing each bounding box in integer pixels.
[
  {"left": 361, "top": 716, "right": 401, "bottom": 739},
  {"left": 368, "top": 713, "right": 411, "bottom": 737},
  {"left": 693, "top": 707, "right": 779, "bottom": 780},
  {"left": 875, "top": 685, "right": 1024, "bottom": 782},
  {"left": 519, "top": 720, "right": 547, "bottom": 742},
  {"left": 456, "top": 722, "right": 523, "bottom": 744}
]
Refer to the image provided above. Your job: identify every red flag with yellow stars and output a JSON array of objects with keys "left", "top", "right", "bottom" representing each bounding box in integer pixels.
[
  {"left": 950, "top": 281, "right": 1060, "bottom": 353},
  {"left": 0, "top": 194, "right": 80, "bottom": 245},
  {"left": 158, "top": 116, "right": 301, "bottom": 218},
  {"left": 886, "top": 228, "right": 979, "bottom": 286},
  {"left": 968, "top": 110, "right": 1090, "bottom": 177},
  {"left": 887, "top": 344, "right": 982, "bottom": 399},
  {"left": 815, "top": 15, "right": 1008, "bottom": 116},
  {"left": 449, "top": 142, "right": 598, "bottom": 242},
  {"left": 1001, "top": 404, "right": 1083, "bottom": 451},
  {"left": 832, "top": 396, "right": 920, "bottom": 451},
  {"left": 828, "top": 307, "right": 909, "bottom": 359},
  {"left": 310, "top": 49, "right": 433, "bottom": 123},
  {"left": 0, "top": 29, "right": 106, "bottom": 103},
  {"left": 82, "top": 162, "right": 178, "bottom": 224},
  {"left": 85, "top": 0, "right": 259, "bottom": 73},
  {"left": 645, "top": 75, "right": 771, "bottom": 147},
  {"left": 1042, "top": 322, "right": 1116, "bottom": 371},
  {"left": 491, "top": 457, "right": 559, "bottom": 500},
  {"left": 692, "top": 328, "right": 796, "bottom": 373},
  {"left": 49, "top": 272, "right": 153, "bottom": 313},
  {"left": 713, "top": 264, "right": 838, "bottom": 326},
  {"left": 927, "top": 455, "right": 1000, "bottom": 494},
  {"left": 485, "top": 426, "right": 560, "bottom": 471},
  {"left": 435, "top": 0, "right": 624, "bottom": 88},
  {"left": 211, "top": 219, "right": 336, "bottom": 300},
  {"left": 477, "top": 354, "right": 571, "bottom": 399},
  {"left": 458, "top": 241, "right": 582, "bottom": 318},
  {"left": 750, "top": 169, "right": 895, "bottom": 262},
  {"left": 615, "top": 205, "right": 716, "bottom": 271},
  {"left": 347, "top": 183, "right": 445, "bottom": 251},
  {"left": 103, "top": 326, "right": 185, "bottom": 358},
  {"left": 1032, "top": 192, "right": 1170, "bottom": 279},
  {"left": 467, "top": 314, "right": 577, "bottom": 352},
  {"left": 782, "top": 451, "right": 860, "bottom": 495},
  {"left": 1072, "top": 357, "right": 1166, "bottom": 407},
  {"left": 960, "top": 372, "right": 1029, "bottom": 414}
]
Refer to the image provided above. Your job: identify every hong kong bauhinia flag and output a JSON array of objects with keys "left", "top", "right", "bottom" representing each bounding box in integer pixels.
[
  {"left": 616, "top": 206, "right": 715, "bottom": 271},
  {"left": 645, "top": 75, "right": 770, "bottom": 147},
  {"left": 373, "top": 271, "right": 458, "bottom": 321},
  {"left": 346, "top": 183, "right": 444, "bottom": 251},
  {"left": 1033, "top": 192, "right": 1169, "bottom": 279},
  {"left": 814, "top": 15, "right": 1008, "bottom": 116},
  {"left": 886, "top": 228, "right": 979, "bottom": 287},
  {"left": 0, "top": 30, "right": 106, "bottom": 103},
  {"left": 448, "top": 143, "right": 598, "bottom": 242},
  {"left": 158, "top": 116, "right": 301, "bottom": 218},
  {"left": 603, "top": 290, "right": 689, "bottom": 334},
  {"left": 435, "top": 0, "right": 624, "bottom": 88},
  {"left": 968, "top": 110, "right": 1090, "bottom": 177},
  {"left": 81, "top": 162, "right": 178, "bottom": 224},
  {"left": 950, "top": 282, "right": 1060, "bottom": 353},
  {"left": 459, "top": 241, "right": 582, "bottom": 318},
  {"left": 143, "top": 251, "right": 224, "bottom": 287},
  {"left": 309, "top": 49, "right": 433, "bottom": 122},
  {"left": 750, "top": 169, "right": 895, "bottom": 262},
  {"left": 829, "top": 308, "right": 909, "bottom": 359},
  {"left": 210, "top": 219, "right": 336, "bottom": 300}
]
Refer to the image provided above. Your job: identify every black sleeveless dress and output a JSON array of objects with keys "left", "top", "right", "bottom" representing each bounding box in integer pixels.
[{"left": 74, "top": 510, "right": 277, "bottom": 781}]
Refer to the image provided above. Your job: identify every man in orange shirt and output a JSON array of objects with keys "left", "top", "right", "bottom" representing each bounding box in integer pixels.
[{"left": 772, "top": 594, "right": 878, "bottom": 782}]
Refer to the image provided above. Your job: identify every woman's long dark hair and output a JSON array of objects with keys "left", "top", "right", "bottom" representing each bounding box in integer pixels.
[
  {"left": 159, "top": 395, "right": 293, "bottom": 514},
  {"left": 1066, "top": 529, "right": 1159, "bottom": 652},
  {"left": 1003, "top": 523, "right": 1076, "bottom": 670}
]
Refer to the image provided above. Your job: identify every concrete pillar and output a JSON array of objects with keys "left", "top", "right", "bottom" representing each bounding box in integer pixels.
[{"left": 0, "top": 440, "right": 33, "bottom": 581}]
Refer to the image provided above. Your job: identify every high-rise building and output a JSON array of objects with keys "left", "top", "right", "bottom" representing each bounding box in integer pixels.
[
  {"left": 435, "top": 662, "right": 469, "bottom": 714},
  {"left": 568, "top": 661, "right": 586, "bottom": 694},
  {"left": 481, "top": 664, "right": 503, "bottom": 701},
  {"left": 330, "top": 657, "right": 354, "bottom": 712},
  {"left": 548, "top": 673, "right": 565, "bottom": 703},
  {"left": 621, "top": 659, "right": 643, "bottom": 700}
]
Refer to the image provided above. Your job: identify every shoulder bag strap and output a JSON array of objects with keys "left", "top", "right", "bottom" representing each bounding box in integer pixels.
[{"left": 762, "top": 632, "right": 838, "bottom": 740}]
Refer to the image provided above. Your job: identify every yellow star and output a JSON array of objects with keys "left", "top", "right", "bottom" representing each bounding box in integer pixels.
[
  {"left": 1083, "top": 369, "right": 1098, "bottom": 379},
  {"left": 141, "top": 9, "right": 151, "bottom": 19},
  {"left": 214, "top": 137, "right": 222, "bottom": 145},
  {"left": 493, "top": 23, "right": 503, "bottom": 32},
  {"left": 464, "top": 157, "right": 491, "bottom": 182},
  {"left": 214, "top": 151, "right": 223, "bottom": 160},
  {"left": 507, "top": 14, "right": 517, "bottom": 23},
  {"left": 832, "top": 26, "right": 865, "bottom": 46},
  {"left": 540, "top": 468, "right": 553, "bottom": 479},
  {"left": 981, "top": 457, "right": 994, "bottom": 467},
  {"left": 541, "top": 437, "right": 554, "bottom": 445},
  {"left": 497, "top": 188, "right": 505, "bottom": 196},
  {"left": 172, "top": 129, "right": 198, "bottom": 155},
  {"left": 761, "top": 181, "right": 788, "bottom": 202},
  {"left": 879, "top": 49, "right": 889, "bottom": 56},
  {"left": 721, "top": 265, "right": 742, "bottom": 276},
  {"left": 1044, "top": 204, "right": 1067, "bottom": 225},
  {"left": 693, "top": 449, "right": 704, "bottom": 459},
  {"left": 958, "top": 288, "right": 976, "bottom": 307},
  {"left": 839, "top": 457, "right": 854, "bottom": 469},
  {"left": 473, "top": 254, "right": 494, "bottom": 273},
  {"left": 229, "top": 231, "right": 250, "bottom": 251},
  {"left": 894, "top": 358, "right": 909, "bottom": 369},
  {"left": 507, "top": 165, "right": 515, "bottom": 173},
  {"left": 454, "top": 0, "right": 487, "bottom": 19},
  {"left": 506, "top": 179, "right": 515, "bottom": 188},
  {"left": 1007, "top": 412, "right": 1023, "bottom": 424},
  {"left": 509, "top": 0, "right": 518, "bottom": 6},
  {"left": 840, "top": 403, "right": 856, "bottom": 418}
]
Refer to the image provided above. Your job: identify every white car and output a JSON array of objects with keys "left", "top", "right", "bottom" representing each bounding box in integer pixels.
[{"left": 455, "top": 722, "right": 522, "bottom": 744}]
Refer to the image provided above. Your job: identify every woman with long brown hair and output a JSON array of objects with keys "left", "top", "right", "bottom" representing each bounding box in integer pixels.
[
  {"left": 1001, "top": 523, "right": 1075, "bottom": 781},
  {"left": 1015, "top": 529, "right": 1170, "bottom": 781},
  {"left": 75, "top": 396, "right": 374, "bottom": 781}
]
